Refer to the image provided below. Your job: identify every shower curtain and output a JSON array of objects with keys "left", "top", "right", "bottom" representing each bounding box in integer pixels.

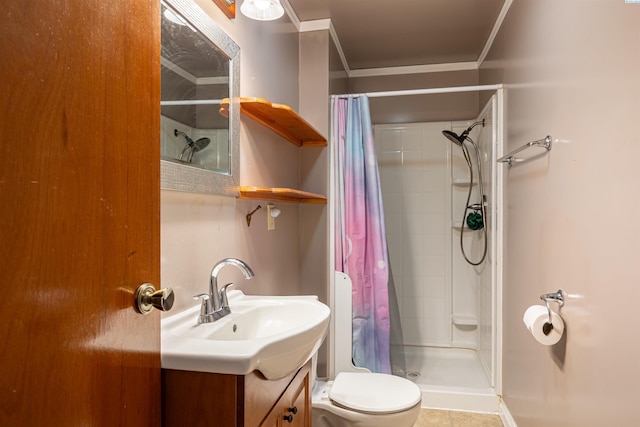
[{"left": 332, "top": 95, "right": 391, "bottom": 374}]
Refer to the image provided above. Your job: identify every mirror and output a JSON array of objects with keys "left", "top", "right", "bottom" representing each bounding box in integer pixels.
[{"left": 160, "top": 0, "right": 240, "bottom": 196}]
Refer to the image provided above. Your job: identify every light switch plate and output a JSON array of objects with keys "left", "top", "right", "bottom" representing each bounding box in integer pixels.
[{"left": 267, "top": 204, "right": 275, "bottom": 230}]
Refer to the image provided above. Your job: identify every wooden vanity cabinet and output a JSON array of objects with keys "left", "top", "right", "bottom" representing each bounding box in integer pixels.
[
  {"left": 162, "top": 360, "right": 311, "bottom": 427},
  {"left": 260, "top": 365, "right": 308, "bottom": 427}
]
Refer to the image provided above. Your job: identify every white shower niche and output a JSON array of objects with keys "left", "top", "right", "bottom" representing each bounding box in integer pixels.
[{"left": 370, "top": 94, "right": 502, "bottom": 413}]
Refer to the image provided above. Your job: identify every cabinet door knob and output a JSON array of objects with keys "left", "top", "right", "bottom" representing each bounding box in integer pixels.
[
  {"left": 283, "top": 414, "right": 293, "bottom": 423},
  {"left": 136, "top": 283, "right": 175, "bottom": 314},
  {"left": 288, "top": 406, "right": 298, "bottom": 414}
]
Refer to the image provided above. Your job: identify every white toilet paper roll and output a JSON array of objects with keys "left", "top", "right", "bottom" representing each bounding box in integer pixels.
[{"left": 522, "top": 305, "right": 565, "bottom": 346}]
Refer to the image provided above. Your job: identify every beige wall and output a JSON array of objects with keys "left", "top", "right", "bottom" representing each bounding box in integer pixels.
[
  {"left": 161, "top": 2, "right": 640, "bottom": 423},
  {"left": 481, "top": 1, "right": 640, "bottom": 425},
  {"left": 161, "top": 2, "right": 327, "bottom": 313},
  {"left": 347, "top": 70, "right": 480, "bottom": 124},
  {"left": 298, "top": 30, "right": 329, "bottom": 302}
]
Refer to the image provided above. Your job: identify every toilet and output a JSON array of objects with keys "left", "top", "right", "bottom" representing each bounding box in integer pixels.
[{"left": 311, "top": 272, "right": 422, "bottom": 427}]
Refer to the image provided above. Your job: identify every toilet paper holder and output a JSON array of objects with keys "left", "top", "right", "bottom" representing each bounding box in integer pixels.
[{"left": 540, "top": 289, "right": 564, "bottom": 324}]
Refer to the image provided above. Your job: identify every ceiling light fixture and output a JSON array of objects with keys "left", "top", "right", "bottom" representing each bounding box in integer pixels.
[{"left": 240, "top": 0, "right": 284, "bottom": 21}]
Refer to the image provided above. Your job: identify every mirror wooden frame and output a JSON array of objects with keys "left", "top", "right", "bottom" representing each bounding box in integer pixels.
[{"left": 160, "top": 0, "right": 240, "bottom": 196}]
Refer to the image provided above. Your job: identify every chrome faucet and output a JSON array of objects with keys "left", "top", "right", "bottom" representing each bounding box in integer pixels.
[{"left": 194, "top": 258, "right": 255, "bottom": 323}]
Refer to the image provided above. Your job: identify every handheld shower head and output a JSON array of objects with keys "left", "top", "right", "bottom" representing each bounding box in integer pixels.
[
  {"left": 193, "top": 137, "right": 210, "bottom": 151},
  {"left": 441, "top": 119, "right": 485, "bottom": 146},
  {"left": 442, "top": 130, "right": 466, "bottom": 146},
  {"left": 441, "top": 118, "right": 488, "bottom": 266}
]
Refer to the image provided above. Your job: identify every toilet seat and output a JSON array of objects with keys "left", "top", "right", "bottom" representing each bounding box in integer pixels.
[{"left": 329, "top": 372, "right": 422, "bottom": 415}]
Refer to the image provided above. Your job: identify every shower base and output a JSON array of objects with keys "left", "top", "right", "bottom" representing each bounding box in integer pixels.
[{"left": 398, "top": 346, "right": 499, "bottom": 413}]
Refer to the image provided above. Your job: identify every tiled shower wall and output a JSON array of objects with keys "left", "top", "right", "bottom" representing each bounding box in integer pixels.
[
  {"left": 375, "top": 118, "right": 494, "bottom": 375},
  {"left": 160, "top": 115, "right": 229, "bottom": 172},
  {"left": 375, "top": 123, "right": 453, "bottom": 347}
]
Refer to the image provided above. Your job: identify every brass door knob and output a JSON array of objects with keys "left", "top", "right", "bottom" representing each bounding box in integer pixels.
[{"left": 136, "top": 283, "right": 175, "bottom": 314}]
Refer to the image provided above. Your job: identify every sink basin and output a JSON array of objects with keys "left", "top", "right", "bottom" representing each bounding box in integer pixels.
[{"left": 161, "top": 290, "right": 330, "bottom": 380}]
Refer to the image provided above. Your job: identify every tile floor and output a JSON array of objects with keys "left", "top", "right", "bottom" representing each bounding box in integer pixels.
[{"left": 413, "top": 409, "right": 504, "bottom": 427}]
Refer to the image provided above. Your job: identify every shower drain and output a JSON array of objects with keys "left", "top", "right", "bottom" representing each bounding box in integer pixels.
[{"left": 406, "top": 371, "right": 421, "bottom": 381}]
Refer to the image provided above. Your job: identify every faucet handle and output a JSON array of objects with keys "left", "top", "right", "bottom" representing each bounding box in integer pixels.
[
  {"left": 193, "top": 293, "right": 210, "bottom": 316},
  {"left": 220, "top": 283, "right": 234, "bottom": 309}
]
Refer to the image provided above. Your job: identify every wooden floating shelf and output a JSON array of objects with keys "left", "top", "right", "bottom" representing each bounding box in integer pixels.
[
  {"left": 238, "top": 186, "right": 327, "bottom": 204},
  {"left": 220, "top": 97, "right": 327, "bottom": 147}
]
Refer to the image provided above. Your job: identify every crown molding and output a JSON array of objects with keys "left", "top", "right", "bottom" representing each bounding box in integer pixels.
[
  {"left": 349, "top": 61, "right": 479, "bottom": 78},
  {"left": 328, "top": 21, "right": 351, "bottom": 76},
  {"left": 280, "top": 0, "right": 301, "bottom": 30},
  {"left": 281, "top": 0, "right": 512, "bottom": 77},
  {"left": 299, "top": 18, "right": 330, "bottom": 32},
  {"left": 477, "top": 0, "right": 513, "bottom": 65}
]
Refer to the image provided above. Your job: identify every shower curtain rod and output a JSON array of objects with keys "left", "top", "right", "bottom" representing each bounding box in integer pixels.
[{"left": 331, "top": 84, "right": 503, "bottom": 99}]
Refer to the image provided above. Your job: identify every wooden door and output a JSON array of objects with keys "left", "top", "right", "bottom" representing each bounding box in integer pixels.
[{"left": 0, "top": 0, "right": 161, "bottom": 425}]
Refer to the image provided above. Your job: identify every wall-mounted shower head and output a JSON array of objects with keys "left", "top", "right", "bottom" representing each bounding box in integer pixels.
[
  {"left": 441, "top": 119, "right": 485, "bottom": 146},
  {"left": 175, "top": 129, "right": 211, "bottom": 163},
  {"left": 174, "top": 129, "right": 195, "bottom": 146},
  {"left": 174, "top": 129, "right": 210, "bottom": 151}
]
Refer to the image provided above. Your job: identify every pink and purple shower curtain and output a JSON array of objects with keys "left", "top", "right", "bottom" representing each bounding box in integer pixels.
[{"left": 332, "top": 95, "right": 391, "bottom": 374}]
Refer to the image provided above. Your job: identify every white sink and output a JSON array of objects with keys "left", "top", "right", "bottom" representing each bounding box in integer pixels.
[{"left": 161, "top": 290, "right": 330, "bottom": 380}]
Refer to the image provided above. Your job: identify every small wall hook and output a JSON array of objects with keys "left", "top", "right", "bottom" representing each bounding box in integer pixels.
[{"left": 246, "top": 205, "right": 261, "bottom": 227}]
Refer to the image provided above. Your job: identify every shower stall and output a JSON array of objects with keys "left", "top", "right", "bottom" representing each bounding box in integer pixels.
[{"left": 329, "top": 86, "right": 504, "bottom": 413}]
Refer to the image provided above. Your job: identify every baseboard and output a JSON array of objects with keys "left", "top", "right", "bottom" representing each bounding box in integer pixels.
[
  {"left": 420, "top": 386, "right": 500, "bottom": 413},
  {"left": 499, "top": 399, "right": 517, "bottom": 427}
]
